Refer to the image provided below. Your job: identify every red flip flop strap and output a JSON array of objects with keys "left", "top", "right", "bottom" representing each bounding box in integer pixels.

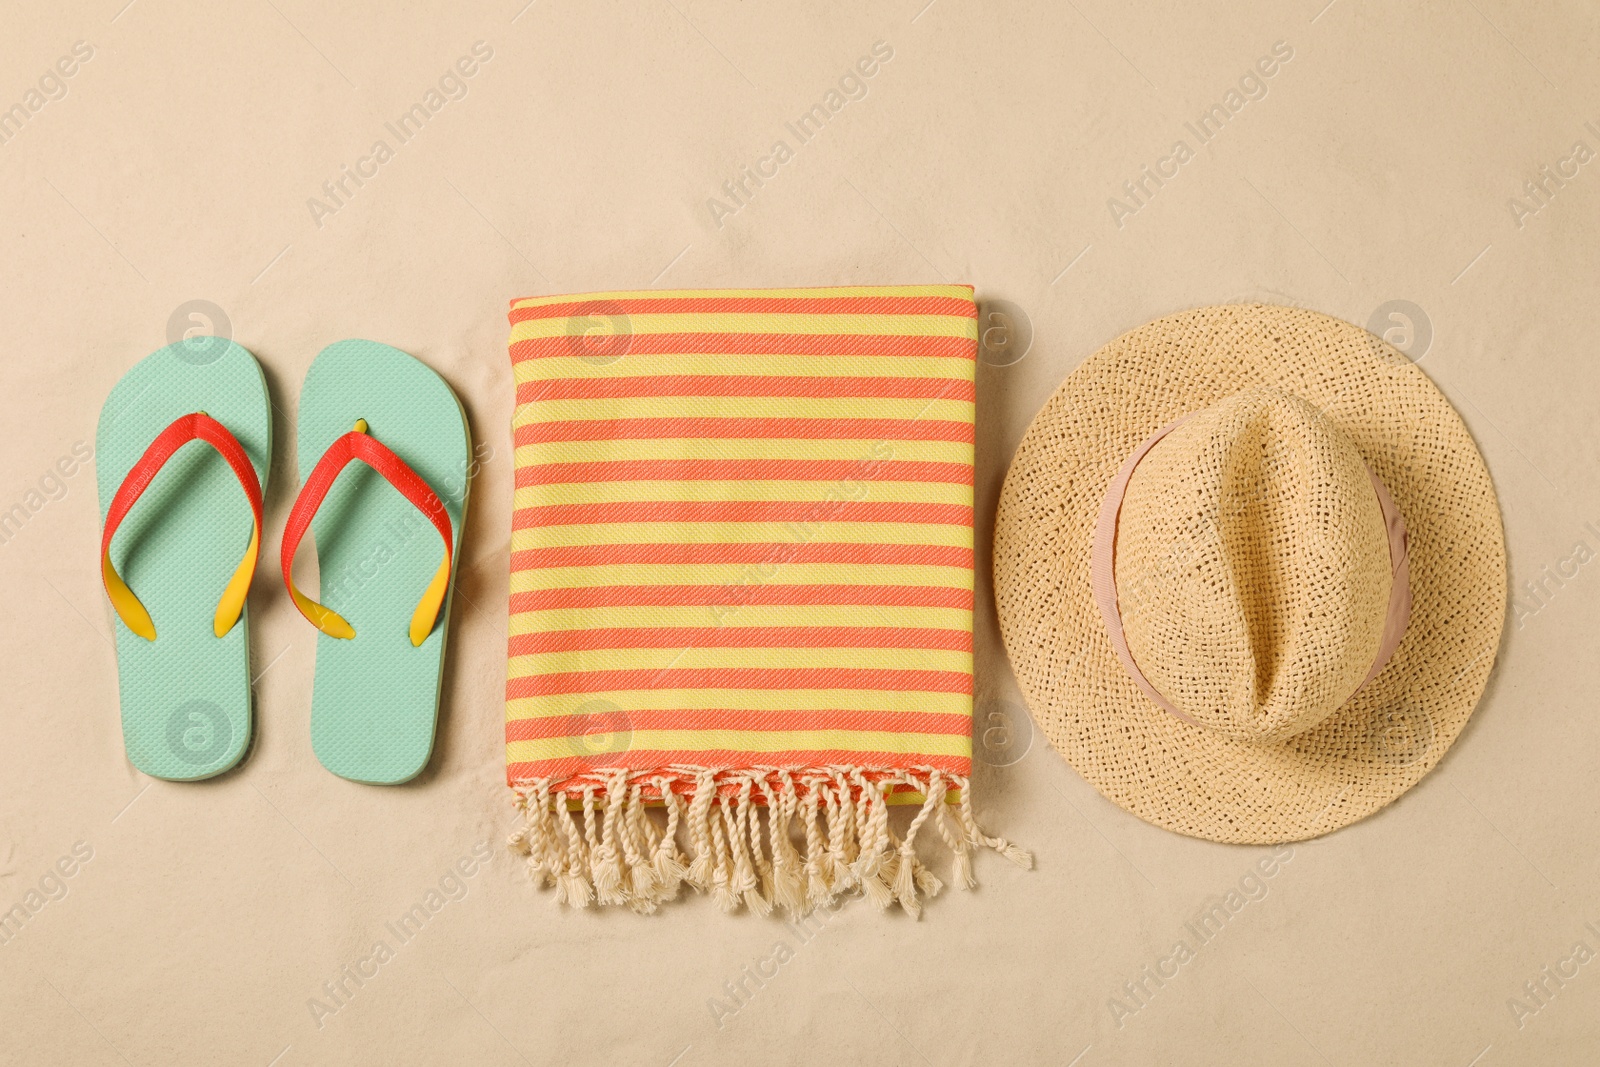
[
  {"left": 281, "top": 429, "right": 454, "bottom": 644},
  {"left": 100, "top": 412, "right": 265, "bottom": 641}
]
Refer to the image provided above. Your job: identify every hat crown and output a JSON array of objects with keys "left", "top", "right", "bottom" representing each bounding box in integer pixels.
[{"left": 1114, "top": 388, "right": 1393, "bottom": 742}]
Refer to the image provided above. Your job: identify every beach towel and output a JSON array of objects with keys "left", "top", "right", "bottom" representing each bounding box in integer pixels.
[{"left": 504, "top": 285, "right": 1027, "bottom": 916}]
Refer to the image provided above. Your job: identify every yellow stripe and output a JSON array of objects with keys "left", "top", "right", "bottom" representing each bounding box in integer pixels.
[
  {"left": 515, "top": 437, "right": 972, "bottom": 466},
  {"left": 512, "top": 354, "right": 975, "bottom": 383},
  {"left": 513, "top": 521, "right": 975, "bottom": 550},
  {"left": 510, "top": 562, "right": 972, "bottom": 592},
  {"left": 509, "top": 706, "right": 965, "bottom": 726},
  {"left": 510, "top": 646, "right": 972, "bottom": 677},
  {"left": 510, "top": 312, "right": 977, "bottom": 344},
  {"left": 507, "top": 731, "right": 970, "bottom": 761},
  {"left": 514, "top": 479, "right": 971, "bottom": 510},
  {"left": 515, "top": 395, "right": 973, "bottom": 425},
  {"left": 508, "top": 687, "right": 972, "bottom": 720},
  {"left": 508, "top": 604, "right": 974, "bottom": 634},
  {"left": 512, "top": 285, "right": 975, "bottom": 308}
]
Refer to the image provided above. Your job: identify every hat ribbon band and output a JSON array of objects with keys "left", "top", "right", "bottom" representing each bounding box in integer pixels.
[{"left": 1089, "top": 414, "right": 1412, "bottom": 728}]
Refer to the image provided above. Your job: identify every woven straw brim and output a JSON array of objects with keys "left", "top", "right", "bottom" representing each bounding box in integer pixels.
[{"left": 993, "top": 305, "right": 1507, "bottom": 843}]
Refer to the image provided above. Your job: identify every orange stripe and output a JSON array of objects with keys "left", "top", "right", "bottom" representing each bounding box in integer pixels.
[
  {"left": 511, "top": 333, "right": 976, "bottom": 362},
  {"left": 514, "top": 417, "right": 974, "bottom": 446},
  {"left": 503, "top": 776, "right": 944, "bottom": 800},
  {"left": 513, "top": 499, "right": 972, "bottom": 529},
  {"left": 508, "top": 750, "right": 972, "bottom": 785},
  {"left": 510, "top": 541, "right": 974, "bottom": 570},
  {"left": 509, "top": 296, "right": 978, "bottom": 322},
  {"left": 517, "top": 375, "right": 973, "bottom": 404},
  {"left": 509, "top": 626, "right": 973, "bottom": 655},
  {"left": 515, "top": 458, "right": 973, "bottom": 487},
  {"left": 510, "top": 584, "right": 974, "bottom": 611},
  {"left": 516, "top": 775, "right": 962, "bottom": 801},
  {"left": 506, "top": 667, "right": 973, "bottom": 698},
  {"left": 505, "top": 709, "right": 972, "bottom": 742}
]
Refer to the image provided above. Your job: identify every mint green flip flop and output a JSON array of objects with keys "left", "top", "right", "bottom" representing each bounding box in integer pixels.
[
  {"left": 283, "top": 340, "right": 469, "bottom": 784},
  {"left": 96, "top": 337, "right": 271, "bottom": 781}
]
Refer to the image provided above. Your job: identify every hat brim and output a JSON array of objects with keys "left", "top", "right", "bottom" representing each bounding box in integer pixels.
[{"left": 993, "top": 304, "right": 1506, "bottom": 843}]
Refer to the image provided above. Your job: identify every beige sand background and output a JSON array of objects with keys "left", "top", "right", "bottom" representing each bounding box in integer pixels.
[{"left": 3, "top": 0, "right": 1598, "bottom": 1064}]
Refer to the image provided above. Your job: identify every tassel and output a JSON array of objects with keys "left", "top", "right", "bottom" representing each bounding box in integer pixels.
[
  {"left": 619, "top": 781, "right": 660, "bottom": 912},
  {"left": 651, "top": 776, "right": 689, "bottom": 898},
  {"left": 766, "top": 773, "right": 808, "bottom": 917},
  {"left": 851, "top": 772, "right": 894, "bottom": 910},
  {"left": 717, "top": 782, "right": 764, "bottom": 915},
  {"left": 937, "top": 797, "right": 976, "bottom": 889},
  {"left": 708, "top": 804, "right": 739, "bottom": 913},
  {"left": 589, "top": 785, "right": 626, "bottom": 906},
  {"left": 508, "top": 765, "right": 1028, "bottom": 915},
  {"left": 801, "top": 782, "right": 833, "bottom": 907},
  {"left": 737, "top": 779, "right": 773, "bottom": 916},
  {"left": 554, "top": 792, "right": 593, "bottom": 908},
  {"left": 533, "top": 781, "right": 561, "bottom": 888},
  {"left": 956, "top": 773, "right": 1034, "bottom": 870},
  {"left": 684, "top": 769, "right": 717, "bottom": 892},
  {"left": 507, "top": 790, "right": 530, "bottom": 854},
  {"left": 509, "top": 784, "right": 559, "bottom": 889},
  {"left": 825, "top": 777, "right": 864, "bottom": 895},
  {"left": 887, "top": 773, "right": 936, "bottom": 917},
  {"left": 891, "top": 848, "right": 918, "bottom": 917}
]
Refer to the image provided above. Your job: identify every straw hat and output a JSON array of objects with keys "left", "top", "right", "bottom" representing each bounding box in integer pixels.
[{"left": 993, "top": 304, "right": 1506, "bottom": 843}]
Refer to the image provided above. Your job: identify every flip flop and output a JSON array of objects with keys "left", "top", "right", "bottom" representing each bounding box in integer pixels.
[
  {"left": 283, "top": 340, "right": 470, "bottom": 784},
  {"left": 95, "top": 337, "right": 272, "bottom": 781}
]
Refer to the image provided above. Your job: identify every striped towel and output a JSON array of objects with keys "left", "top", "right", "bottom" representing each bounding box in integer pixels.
[{"left": 504, "top": 285, "right": 1027, "bottom": 917}]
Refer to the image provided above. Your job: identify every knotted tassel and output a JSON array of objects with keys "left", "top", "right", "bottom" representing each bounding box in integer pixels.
[{"left": 651, "top": 776, "right": 689, "bottom": 898}]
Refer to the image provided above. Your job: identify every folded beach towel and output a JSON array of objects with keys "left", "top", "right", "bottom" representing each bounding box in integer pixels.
[{"left": 504, "top": 285, "right": 1027, "bottom": 916}]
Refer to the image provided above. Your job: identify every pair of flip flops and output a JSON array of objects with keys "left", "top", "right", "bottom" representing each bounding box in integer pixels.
[{"left": 95, "top": 338, "right": 470, "bottom": 784}]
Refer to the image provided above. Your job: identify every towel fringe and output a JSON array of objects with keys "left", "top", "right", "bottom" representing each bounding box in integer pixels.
[{"left": 509, "top": 766, "right": 1028, "bottom": 919}]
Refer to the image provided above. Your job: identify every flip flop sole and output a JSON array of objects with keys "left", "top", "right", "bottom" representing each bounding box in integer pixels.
[
  {"left": 298, "top": 340, "right": 469, "bottom": 784},
  {"left": 95, "top": 338, "right": 272, "bottom": 781}
]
